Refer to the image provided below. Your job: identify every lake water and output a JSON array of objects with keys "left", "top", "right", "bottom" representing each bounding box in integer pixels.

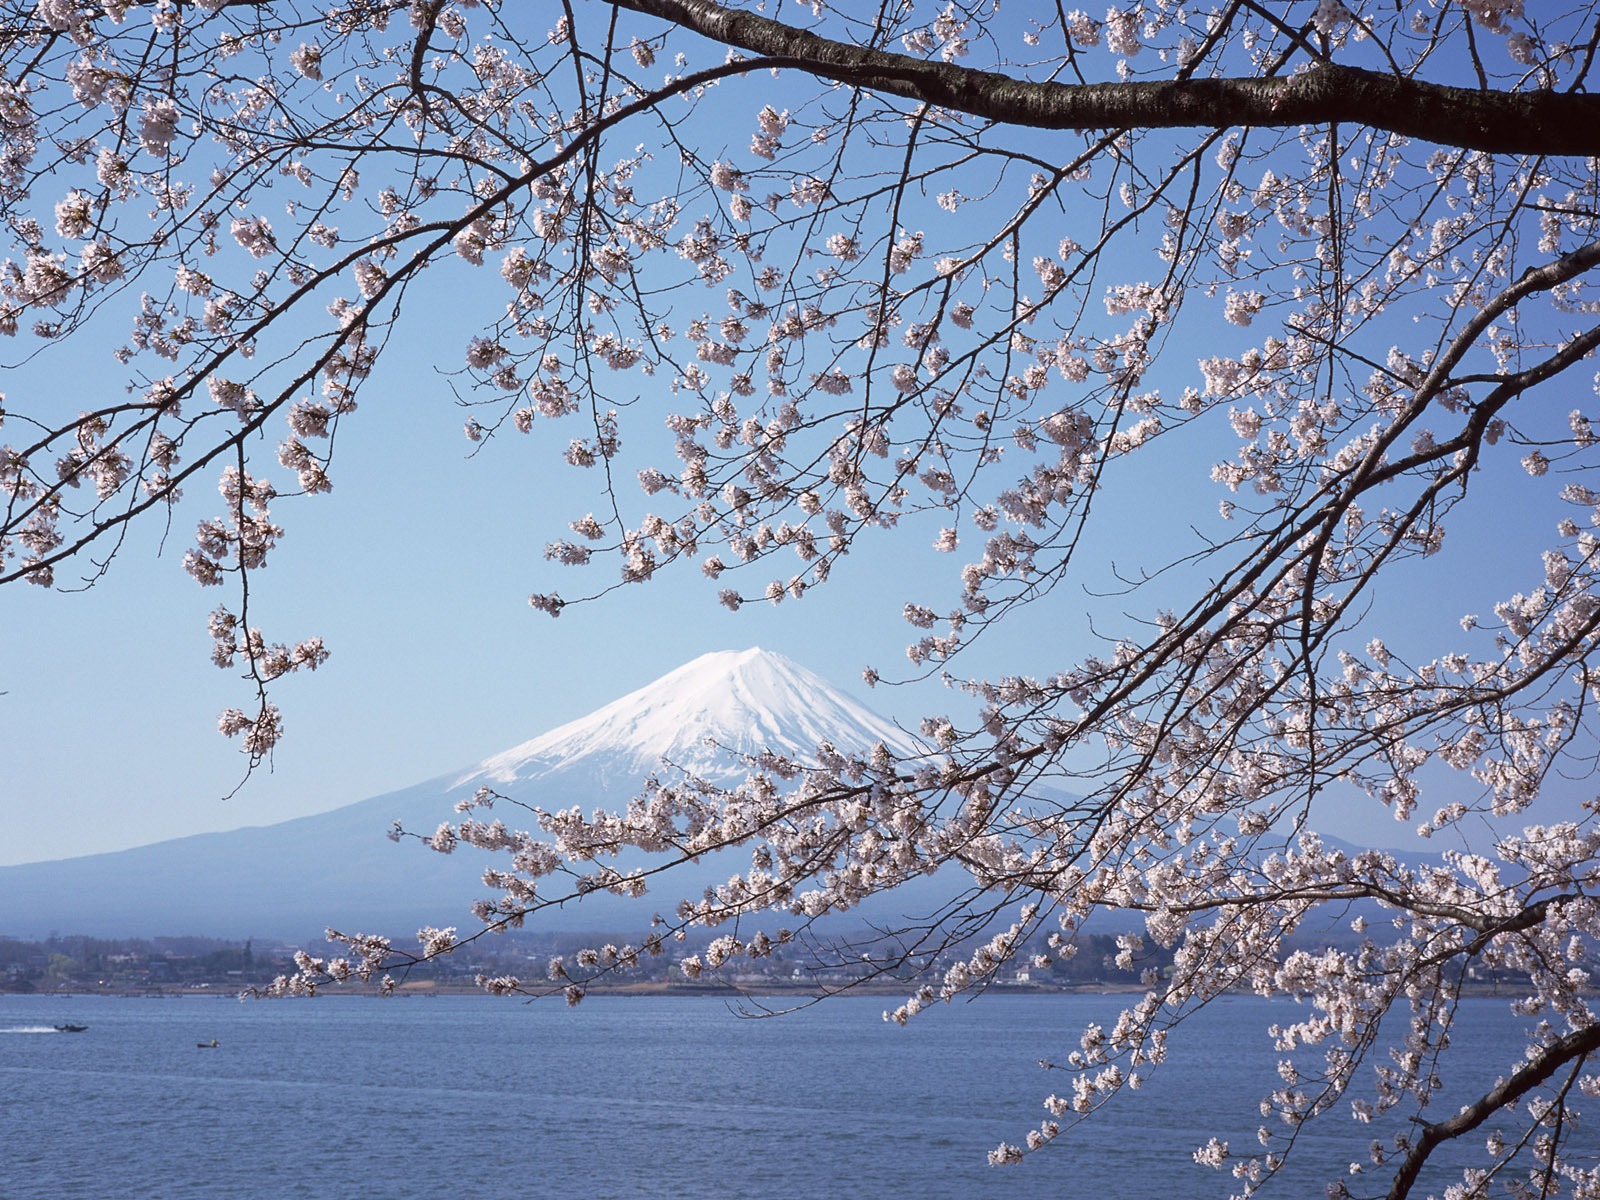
[{"left": 0, "top": 992, "right": 1557, "bottom": 1199}]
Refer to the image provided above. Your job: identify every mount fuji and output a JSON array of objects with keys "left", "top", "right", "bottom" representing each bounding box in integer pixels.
[
  {"left": 0, "top": 649, "right": 929, "bottom": 940},
  {"left": 458, "top": 645, "right": 919, "bottom": 794}
]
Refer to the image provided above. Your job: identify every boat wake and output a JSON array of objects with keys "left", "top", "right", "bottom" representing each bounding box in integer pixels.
[{"left": 0, "top": 1025, "right": 68, "bottom": 1034}]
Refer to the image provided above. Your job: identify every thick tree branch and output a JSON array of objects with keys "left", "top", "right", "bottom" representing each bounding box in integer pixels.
[
  {"left": 610, "top": 0, "right": 1600, "bottom": 155},
  {"left": 1386, "top": 1022, "right": 1600, "bottom": 1200}
]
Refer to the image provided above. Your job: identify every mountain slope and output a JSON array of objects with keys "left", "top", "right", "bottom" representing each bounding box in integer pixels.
[{"left": 0, "top": 649, "right": 928, "bottom": 940}]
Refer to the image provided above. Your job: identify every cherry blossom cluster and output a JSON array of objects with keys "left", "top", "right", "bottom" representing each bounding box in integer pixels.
[{"left": 7, "top": 1, "right": 1600, "bottom": 1195}]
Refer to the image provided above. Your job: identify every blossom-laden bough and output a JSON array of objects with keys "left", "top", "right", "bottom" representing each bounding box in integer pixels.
[{"left": 10, "top": 0, "right": 1600, "bottom": 1194}]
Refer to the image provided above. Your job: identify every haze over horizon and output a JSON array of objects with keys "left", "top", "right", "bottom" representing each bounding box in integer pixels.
[{"left": 0, "top": 647, "right": 953, "bottom": 939}]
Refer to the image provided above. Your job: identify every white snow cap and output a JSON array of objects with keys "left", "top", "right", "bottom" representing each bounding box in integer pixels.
[{"left": 457, "top": 647, "right": 919, "bottom": 788}]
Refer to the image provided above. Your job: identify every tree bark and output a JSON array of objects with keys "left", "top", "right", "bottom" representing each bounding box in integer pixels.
[
  {"left": 610, "top": 0, "right": 1600, "bottom": 156},
  {"left": 1384, "top": 1022, "right": 1600, "bottom": 1200}
]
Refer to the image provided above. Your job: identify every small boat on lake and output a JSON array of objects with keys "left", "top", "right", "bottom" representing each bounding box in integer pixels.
[
  {"left": 197, "top": 1039, "right": 219, "bottom": 1048},
  {"left": 52, "top": 1024, "right": 88, "bottom": 1033}
]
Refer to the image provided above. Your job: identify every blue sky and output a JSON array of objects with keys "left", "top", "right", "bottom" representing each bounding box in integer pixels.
[
  {"left": 2, "top": 290, "right": 1574, "bottom": 869},
  {"left": 3, "top": 257, "right": 1042, "bottom": 864},
  {"left": 1, "top": 213, "right": 1582, "bottom": 867},
  {"left": 2, "top": 13, "right": 1589, "bottom": 869},
  {"left": 0, "top": 356, "right": 941, "bottom": 864}
]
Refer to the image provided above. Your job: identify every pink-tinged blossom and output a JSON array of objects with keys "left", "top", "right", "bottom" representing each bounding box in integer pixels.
[
  {"left": 230, "top": 216, "right": 276, "bottom": 258},
  {"left": 811, "top": 370, "right": 852, "bottom": 395},
  {"left": 1458, "top": 0, "right": 1525, "bottom": 33},
  {"left": 1064, "top": 10, "right": 1100, "bottom": 45},
  {"left": 527, "top": 592, "right": 564, "bottom": 617},
  {"left": 709, "top": 161, "right": 747, "bottom": 193},
  {"left": 825, "top": 233, "right": 859, "bottom": 262},
  {"left": 1223, "top": 290, "right": 1265, "bottom": 326},
  {"left": 427, "top": 823, "right": 457, "bottom": 854},
  {"left": 1104, "top": 8, "right": 1141, "bottom": 56},
  {"left": 138, "top": 97, "right": 179, "bottom": 157},
  {"left": 80, "top": 241, "right": 122, "bottom": 284},
  {"left": 1194, "top": 1138, "right": 1230, "bottom": 1169},
  {"left": 36, "top": 0, "right": 90, "bottom": 39},
  {"left": 54, "top": 190, "right": 92, "bottom": 239},
  {"left": 352, "top": 258, "right": 386, "bottom": 298},
  {"left": 9, "top": 10, "right": 1600, "bottom": 1196},
  {"left": 757, "top": 105, "right": 788, "bottom": 137},
  {"left": 454, "top": 219, "right": 491, "bottom": 264},
  {"left": 417, "top": 926, "right": 457, "bottom": 956},
  {"left": 790, "top": 177, "right": 830, "bottom": 208},
  {"left": 1311, "top": 1, "right": 1353, "bottom": 35},
  {"left": 289, "top": 44, "right": 323, "bottom": 80}
]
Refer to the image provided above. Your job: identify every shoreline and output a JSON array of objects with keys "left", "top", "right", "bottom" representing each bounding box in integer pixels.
[
  {"left": 2, "top": 979, "right": 1537, "bottom": 1001},
  {"left": 2, "top": 981, "right": 1145, "bottom": 999}
]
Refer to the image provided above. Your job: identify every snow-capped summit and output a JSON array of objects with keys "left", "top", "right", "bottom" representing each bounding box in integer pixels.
[{"left": 457, "top": 647, "right": 921, "bottom": 791}]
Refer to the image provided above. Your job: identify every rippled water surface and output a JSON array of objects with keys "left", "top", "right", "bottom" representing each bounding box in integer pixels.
[{"left": 0, "top": 992, "right": 1546, "bottom": 1199}]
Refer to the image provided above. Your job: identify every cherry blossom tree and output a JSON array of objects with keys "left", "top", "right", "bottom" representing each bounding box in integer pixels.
[{"left": 7, "top": 0, "right": 1600, "bottom": 1194}]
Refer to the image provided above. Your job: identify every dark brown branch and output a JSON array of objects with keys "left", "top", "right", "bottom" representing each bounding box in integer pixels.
[
  {"left": 1386, "top": 1023, "right": 1600, "bottom": 1200},
  {"left": 609, "top": 0, "right": 1600, "bottom": 156}
]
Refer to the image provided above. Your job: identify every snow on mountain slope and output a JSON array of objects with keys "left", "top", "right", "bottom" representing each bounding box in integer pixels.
[
  {"left": 457, "top": 647, "right": 920, "bottom": 790},
  {"left": 0, "top": 648, "right": 929, "bottom": 939}
]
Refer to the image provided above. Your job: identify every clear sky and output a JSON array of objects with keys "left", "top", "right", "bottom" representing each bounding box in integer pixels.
[
  {"left": 0, "top": 365, "right": 918, "bottom": 863},
  {"left": 0, "top": 202, "right": 1219, "bottom": 863},
  {"left": 0, "top": 17, "right": 1584, "bottom": 869},
  {"left": 0, "top": 286, "right": 1000, "bottom": 864},
  {"left": 1, "top": 289, "right": 1569, "bottom": 868}
]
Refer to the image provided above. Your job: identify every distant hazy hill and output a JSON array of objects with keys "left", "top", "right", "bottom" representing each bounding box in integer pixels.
[
  {"left": 1, "top": 647, "right": 1454, "bottom": 945},
  {"left": 0, "top": 648, "right": 933, "bottom": 941}
]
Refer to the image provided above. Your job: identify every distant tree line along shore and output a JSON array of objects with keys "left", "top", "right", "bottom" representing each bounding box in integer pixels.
[{"left": 0, "top": 930, "right": 1535, "bottom": 997}]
